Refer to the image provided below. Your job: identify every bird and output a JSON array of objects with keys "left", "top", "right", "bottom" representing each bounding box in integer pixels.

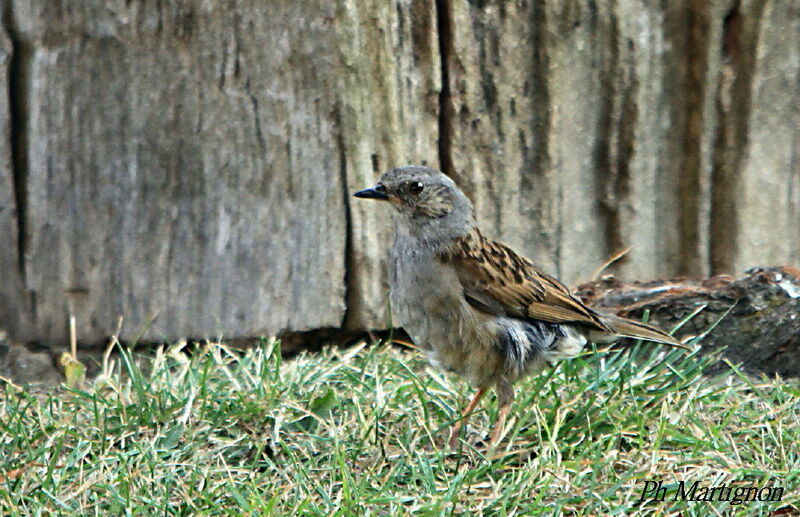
[{"left": 354, "top": 165, "right": 687, "bottom": 451}]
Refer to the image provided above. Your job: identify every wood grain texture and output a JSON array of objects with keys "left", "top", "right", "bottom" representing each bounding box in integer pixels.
[
  {"left": 729, "top": 0, "right": 800, "bottom": 272},
  {"left": 445, "top": 1, "right": 682, "bottom": 284},
  {"left": 443, "top": 0, "right": 798, "bottom": 288},
  {"left": 0, "top": 0, "right": 797, "bottom": 346},
  {"left": 7, "top": 1, "right": 353, "bottom": 343}
]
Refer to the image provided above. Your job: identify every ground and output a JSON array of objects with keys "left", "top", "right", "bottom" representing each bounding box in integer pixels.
[{"left": 0, "top": 337, "right": 798, "bottom": 515}]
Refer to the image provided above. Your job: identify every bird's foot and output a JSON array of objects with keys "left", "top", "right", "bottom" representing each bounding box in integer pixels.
[
  {"left": 448, "top": 423, "right": 464, "bottom": 449},
  {"left": 487, "top": 403, "right": 512, "bottom": 454}
]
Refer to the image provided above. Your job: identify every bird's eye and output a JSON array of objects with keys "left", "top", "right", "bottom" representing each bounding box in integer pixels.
[{"left": 409, "top": 181, "right": 424, "bottom": 195}]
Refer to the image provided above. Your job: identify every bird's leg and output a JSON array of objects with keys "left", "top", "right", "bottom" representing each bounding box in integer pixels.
[
  {"left": 448, "top": 387, "right": 486, "bottom": 448},
  {"left": 488, "top": 380, "right": 515, "bottom": 451}
]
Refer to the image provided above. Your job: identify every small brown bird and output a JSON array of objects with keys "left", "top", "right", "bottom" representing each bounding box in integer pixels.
[{"left": 355, "top": 166, "right": 686, "bottom": 450}]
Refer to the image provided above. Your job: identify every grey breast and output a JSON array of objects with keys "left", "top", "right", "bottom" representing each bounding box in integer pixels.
[{"left": 389, "top": 234, "right": 465, "bottom": 353}]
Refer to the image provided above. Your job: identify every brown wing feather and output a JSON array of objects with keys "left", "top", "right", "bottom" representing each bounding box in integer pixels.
[{"left": 439, "top": 228, "right": 612, "bottom": 332}]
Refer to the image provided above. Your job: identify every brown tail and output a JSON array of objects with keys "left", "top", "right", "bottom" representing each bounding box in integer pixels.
[{"left": 594, "top": 314, "right": 690, "bottom": 349}]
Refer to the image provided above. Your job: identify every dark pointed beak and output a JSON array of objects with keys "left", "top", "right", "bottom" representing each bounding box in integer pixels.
[{"left": 353, "top": 184, "right": 389, "bottom": 200}]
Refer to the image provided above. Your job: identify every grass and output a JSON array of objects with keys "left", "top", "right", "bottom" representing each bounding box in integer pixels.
[{"left": 0, "top": 336, "right": 798, "bottom": 515}]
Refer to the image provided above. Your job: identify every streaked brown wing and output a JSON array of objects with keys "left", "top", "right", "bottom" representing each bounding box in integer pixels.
[{"left": 439, "top": 228, "right": 611, "bottom": 332}]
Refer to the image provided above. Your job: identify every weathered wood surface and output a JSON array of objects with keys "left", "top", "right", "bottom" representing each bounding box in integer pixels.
[
  {"left": 443, "top": 0, "right": 800, "bottom": 282},
  {"left": 576, "top": 266, "right": 800, "bottom": 377},
  {"left": 3, "top": 2, "right": 346, "bottom": 343},
  {"left": 0, "top": 1, "right": 798, "bottom": 345}
]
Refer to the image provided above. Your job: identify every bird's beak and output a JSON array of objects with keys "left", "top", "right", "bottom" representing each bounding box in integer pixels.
[{"left": 353, "top": 185, "right": 389, "bottom": 201}]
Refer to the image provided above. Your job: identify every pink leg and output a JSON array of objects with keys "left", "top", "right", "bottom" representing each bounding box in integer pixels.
[
  {"left": 488, "top": 404, "right": 512, "bottom": 450},
  {"left": 448, "top": 388, "right": 487, "bottom": 448},
  {"left": 488, "top": 380, "right": 515, "bottom": 451}
]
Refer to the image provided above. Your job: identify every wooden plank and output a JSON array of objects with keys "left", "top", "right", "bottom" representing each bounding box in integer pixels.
[
  {"left": 11, "top": 1, "right": 350, "bottom": 343},
  {"left": 445, "top": 1, "right": 696, "bottom": 284},
  {"left": 1, "top": 0, "right": 798, "bottom": 345},
  {"left": 731, "top": 0, "right": 800, "bottom": 271},
  {"left": 336, "top": 0, "right": 441, "bottom": 330},
  {"left": 445, "top": 0, "right": 568, "bottom": 279},
  {"left": 443, "top": 0, "right": 799, "bottom": 286}
]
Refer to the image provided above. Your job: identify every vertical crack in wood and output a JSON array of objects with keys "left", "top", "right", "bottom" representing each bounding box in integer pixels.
[
  {"left": 528, "top": 2, "right": 550, "bottom": 180},
  {"left": 614, "top": 45, "right": 635, "bottom": 265},
  {"left": 248, "top": 93, "right": 267, "bottom": 155},
  {"left": 596, "top": 11, "right": 619, "bottom": 260},
  {"left": 435, "top": 0, "right": 454, "bottom": 178},
  {"left": 594, "top": 9, "right": 634, "bottom": 272},
  {"left": 679, "top": 1, "right": 711, "bottom": 276},
  {"left": 336, "top": 104, "right": 356, "bottom": 329},
  {"left": 5, "top": 4, "right": 29, "bottom": 285},
  {"left": 710, "top": 0, "right": 766, "bottom": 274},
  {"left": 526, "top": 1, "right": 557, "bottom": 275}
]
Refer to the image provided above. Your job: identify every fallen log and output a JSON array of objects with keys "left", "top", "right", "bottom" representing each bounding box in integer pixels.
[{"left": 575, "top": 267, "right": 800, "bottom": 377}]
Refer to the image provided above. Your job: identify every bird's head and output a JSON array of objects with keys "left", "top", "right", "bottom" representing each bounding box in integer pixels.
[{"left": 354, "top": 165, "right": 474, "bottom": 241}]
